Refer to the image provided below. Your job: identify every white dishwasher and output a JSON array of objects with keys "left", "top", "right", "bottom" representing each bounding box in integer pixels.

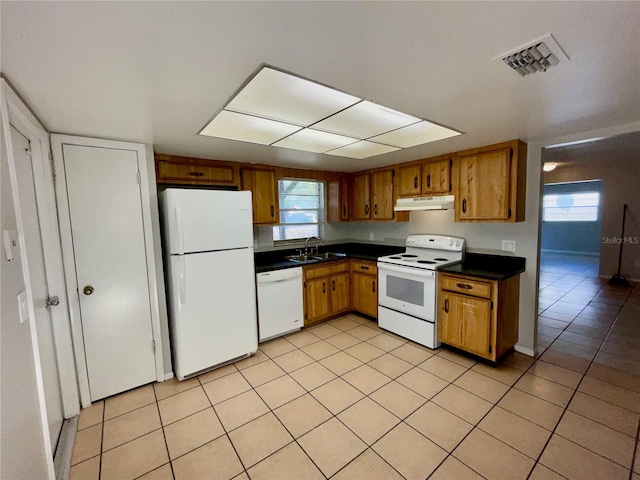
[{"left": 257, "top": 267, "right": 304, "bottom": 342}]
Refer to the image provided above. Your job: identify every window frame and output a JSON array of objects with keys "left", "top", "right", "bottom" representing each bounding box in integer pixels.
[
  {"left": 273, "top": 178, "right": 326, "bottom": 244},
  {"left": 542, "top": 191, "right": 601, "bottom": 222}
]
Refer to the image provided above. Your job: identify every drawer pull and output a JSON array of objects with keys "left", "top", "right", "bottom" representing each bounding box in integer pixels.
[
  {"left": 360, "top": 265, "right": 370, "bottom": 270},
  {"left": 444, "top": 298, "right": 449, "bottom": 313},
  {"left": 189, "top": 171, "right": 204, "bottom": 177},
  {"left": 456, "top": 283, "right": 473, "bottom": 290}
]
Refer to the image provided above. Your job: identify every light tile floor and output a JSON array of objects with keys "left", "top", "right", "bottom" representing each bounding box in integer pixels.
[{"left": 71, "top": 255, "right": 640, "bottom": 480}]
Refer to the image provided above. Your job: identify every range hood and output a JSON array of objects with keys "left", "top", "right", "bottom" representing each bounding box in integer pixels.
[{"left": 394, "top": 195, "right": 455, "bottom": 211}]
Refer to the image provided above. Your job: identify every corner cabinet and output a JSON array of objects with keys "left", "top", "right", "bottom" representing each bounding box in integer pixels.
[
  {"left": 437, "top": 272, "right": 520, "bottom": 363},
  {"left": 455, "top": 140, "right": 527, "bottom": 222},
  {"left": 303, "top": 261, "right": 350, "bottom": 326},
  {"left": 350, "top": 260, "right": 378, "bottom": 318},
  {"left": 240, "top": 167, "right": 278, "bottom": 225},
  {"left": 348, "top": 168, "right": 407, "bottom": 222}
]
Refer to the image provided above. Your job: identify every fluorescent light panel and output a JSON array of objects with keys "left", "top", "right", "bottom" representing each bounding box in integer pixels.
[{"left": 200, "top": 66, "right": 461, "bottom": 158}]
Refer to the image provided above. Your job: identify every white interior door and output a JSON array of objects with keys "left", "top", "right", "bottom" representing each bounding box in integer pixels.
[
  {"left": 11, "top": 126, "right": 64, "bottom": 448},
  {"left": 63, "top": 144, "right": 156, "bottom": 401}
]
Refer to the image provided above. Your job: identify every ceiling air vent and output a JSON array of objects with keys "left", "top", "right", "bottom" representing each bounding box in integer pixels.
[{"left": 494, "top": 34, "right": 569, "bottom": 77}]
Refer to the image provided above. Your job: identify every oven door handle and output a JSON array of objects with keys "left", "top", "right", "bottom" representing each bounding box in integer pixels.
[{"left": 377, "top": 263, "right": 436, "bottom": 278}]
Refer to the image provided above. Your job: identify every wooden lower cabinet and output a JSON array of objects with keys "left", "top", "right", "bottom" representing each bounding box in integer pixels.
[
  {"left": 350, "top": 260, "right": 378, "bottom": 317},
  {"left": 303, "top": 261, "right": 350, "bottom": 326},
  {"left": 438, "top": 272, "right": 520, "bottom": 363}
]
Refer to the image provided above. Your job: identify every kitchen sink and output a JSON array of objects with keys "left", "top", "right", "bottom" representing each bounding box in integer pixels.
[
  {"left": 311, "top": 252, "right": 347, "bottom": 260},
  {"left": 285, "top": 252, "right": 347, "bottom": 263},
  {"left": 285, "top": 254, "right": 320, "bottom": 263}
]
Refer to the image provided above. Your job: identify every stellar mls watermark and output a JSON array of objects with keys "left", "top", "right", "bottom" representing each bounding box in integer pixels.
[{"left": 602, "top": 236, "right": 639, "bottom": 244}]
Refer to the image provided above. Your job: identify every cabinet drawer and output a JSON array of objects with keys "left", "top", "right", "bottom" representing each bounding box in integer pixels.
[
  {"left": 330, "top": 261, "right": 349, "bottom": 274},
  {"left": 440, "top": 275, "right": 491, "bottom": 299},
  {"left": 350, "top": 260, "right": 377, "bottom": 276},
  {"left": 157, "top": 160, "right": 235, "bottom": 184},
  {"left": 304, "top": 264, "right": 332, "bottom": 280}
]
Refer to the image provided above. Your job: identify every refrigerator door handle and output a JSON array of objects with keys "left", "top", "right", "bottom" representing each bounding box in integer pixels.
[
  {"left": 179, "top": 256, "right": 187, "bottom": 304},
  {"left": 175, "top": 204, "right": 185, "bottom": 255}
]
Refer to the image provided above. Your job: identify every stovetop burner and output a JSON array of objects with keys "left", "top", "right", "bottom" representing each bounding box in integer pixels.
[{"left": 377, "top": 234, "right": 465, "bottom": 271}]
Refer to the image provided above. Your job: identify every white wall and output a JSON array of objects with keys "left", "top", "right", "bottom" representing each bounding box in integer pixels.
[{"left": 1, "top": 122, "right": 51, "bottom": 479}]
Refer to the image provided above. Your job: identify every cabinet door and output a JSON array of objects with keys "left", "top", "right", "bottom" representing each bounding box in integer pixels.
[
  {"left": 241, "top": 168, "right": 279, "bottom": 225},
  {"left": 457, "top": 148, "right": 511, "bottom": 220},
  {"left": 438, "top": 291, "right": 491, "bottom": 358},
  {"left": 351, "top": 173, "right": 371, "bottom": 220},
  {"left": 304, "top": 277, "right": 330, "bottom": 325},
  {"left": 330, "top": 273, "right": 351, "bottom": 315},
  {"left": 340, "top": 176, "right": 350, "bottom": 221},
  {"left": 351, "top": 272, "right": 378, "bottom": 318},
  {"left": 371, "top": 170, "right": 394, "bottom": 220},
  {"left": 398, "top": 164, "right": 422, "bottom": 197},
  {"left": 424, "top": 159, "right": 451, "bottom": 194}
]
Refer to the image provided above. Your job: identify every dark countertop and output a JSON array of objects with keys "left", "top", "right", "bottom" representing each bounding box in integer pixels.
[
  {"left": 438, "top": 253, "right": 526, "bottom": 281},
  {"left": 255, "top": 242, "right": 404, "bottom": 273}
]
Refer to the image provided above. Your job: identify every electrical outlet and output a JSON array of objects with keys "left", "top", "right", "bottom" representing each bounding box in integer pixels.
[
  {"left": 369, "top": 232, "right": 375, "bottom": 241},
  {"left": 502, "top": 240, "right": 516, "bottom": 252}
]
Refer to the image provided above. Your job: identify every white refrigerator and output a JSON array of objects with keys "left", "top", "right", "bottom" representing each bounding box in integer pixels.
[{"left": 160, "top": 188, "right": 258, "bottom": 380}]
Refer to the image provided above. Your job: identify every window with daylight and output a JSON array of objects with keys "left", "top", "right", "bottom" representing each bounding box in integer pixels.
[
  {"left": 273, "top": 179, "right": 325, "bottom": 242},
  {"left": 543, "top": 192, "right": 600, "bottom": 222}
]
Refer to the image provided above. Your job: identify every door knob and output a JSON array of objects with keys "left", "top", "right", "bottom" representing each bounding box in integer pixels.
[{"left": 83, "top": 285, "right": 94, "bottom": 296}]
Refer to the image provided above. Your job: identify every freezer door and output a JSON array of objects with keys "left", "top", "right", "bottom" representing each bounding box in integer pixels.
[
  {"left": 167, "top": 248, "right": 258, "bottom": 379},
  {"left": 161, "top": 189, "right": 253, "bottom": 254}
]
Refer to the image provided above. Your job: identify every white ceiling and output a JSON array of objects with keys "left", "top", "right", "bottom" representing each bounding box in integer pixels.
[{"left": 2, "top": 1, "right": 639, "bottom": 173}]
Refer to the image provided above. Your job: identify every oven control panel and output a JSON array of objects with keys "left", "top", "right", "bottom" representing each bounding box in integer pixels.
[{"left": 405, "top": 235, "right": 465, "bottom": 252}]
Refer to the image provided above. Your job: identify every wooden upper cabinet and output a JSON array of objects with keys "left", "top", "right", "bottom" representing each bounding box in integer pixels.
[
  {"left": 423, "top": 159, "right": 451, "bottom": 194},
  {"left": 340, "top": 176, "right": 350, "bottom": 221},
  {"left": 351, "top": 172, "right": 371, "bottom": 220},
  {"left": 397, "top": 156, "right": 451, "bottom": 198},
  {"left": 398, "top": 164, "right": 422, "bottom": 197},
  {"left": 371, "top": 169, "right": 394, "bottom": 220},
  {"left": 455, "top": 140, "right": 527, "bottom": 222},
  {"left": 241, "top": 167, "right": 278, "bottom": 225},
  {"left": 155, "top": 154, "right": 237, "bottom": 186}
]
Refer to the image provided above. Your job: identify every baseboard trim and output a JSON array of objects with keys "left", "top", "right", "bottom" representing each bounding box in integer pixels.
[
  {"left": 541, "top": 249, "right": 599, "bottom": 256},
  {"left": 598, "top": 275, "right": 640, "bottom": 283},
  {"left": 54, "top": 416, "right": 78, "bottom": 480},
  {"left": 514, "top": 344, "right": 535, "bottom": 357}
]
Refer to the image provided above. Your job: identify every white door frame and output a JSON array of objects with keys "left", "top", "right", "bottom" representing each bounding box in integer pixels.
[
  {"left": 52, "top": 134, "right": 165, "bottom": 407},
  {"left": 1, "top": 80, "right": 78, "bottom": 479}
]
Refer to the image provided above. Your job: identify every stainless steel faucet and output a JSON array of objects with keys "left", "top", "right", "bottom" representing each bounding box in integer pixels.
[{"left": 304, "top": 236, "right": 322, "bottom": 254}]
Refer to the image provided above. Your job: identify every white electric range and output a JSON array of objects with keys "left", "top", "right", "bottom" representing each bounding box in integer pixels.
[{"left": 377, "top": 234, "right": 465, "bottom": 348}]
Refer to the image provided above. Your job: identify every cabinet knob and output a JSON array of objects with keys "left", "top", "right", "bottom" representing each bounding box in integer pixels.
[
  {"left": 270, "top": 205, "right": 275, "bottom": 217},
  {"left": 414, "top": 176, "right": 418, "bottom": 189},
  {"left": 322, "top": 282, "right": 326, "bottom": 294},
  {"left": 365, "top": 204, "right": 369, "bottom": 215},
  {"left": 374, "top": 204, "right": 378, "bottom": 215},
  {"left": 427, "top": 174, "right": 431, "bottom": 188},
  {"left": 372, "top": 280, "right": 376, "bottom": 293},
  {"left": 83, "top": 285, "right": 94, "bottom": 296},
  {"left": 462, "top": 199, "right": 467, "bottom": 213},
  {"left": 332, "top": 279, "right": 336, "bottom": 291},
  {"left": 444, "top": 298, "right": 449, "bottom": 313}
]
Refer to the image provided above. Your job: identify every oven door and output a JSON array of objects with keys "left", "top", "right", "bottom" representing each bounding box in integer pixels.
[{"left": 377, "top": 262, "right": 436, "bottom": 321}]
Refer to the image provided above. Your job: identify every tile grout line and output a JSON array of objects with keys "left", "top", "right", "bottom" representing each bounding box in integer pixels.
[{"left": 150, "top": 383, "right": 175, "bottom": 480}]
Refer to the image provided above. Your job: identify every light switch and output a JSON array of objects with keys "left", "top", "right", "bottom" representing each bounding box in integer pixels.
[{"left": 17, "top": 291, "right": 28, "bottom": 323}]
